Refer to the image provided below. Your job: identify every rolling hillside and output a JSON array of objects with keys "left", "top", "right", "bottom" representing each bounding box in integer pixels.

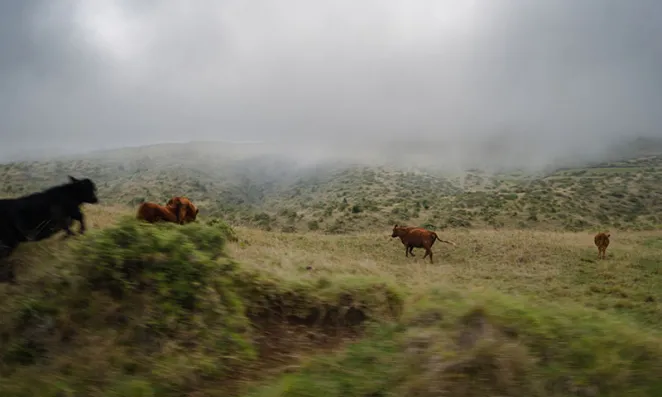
[
  {"left": 2, "top": 140, "right": 662, "bottom": 233},
  {"left": 2, "top": 203, "right": 662, "bottom": 396},
  {"left": 3, "top": 140, "right": 662, "bottom": 396}
]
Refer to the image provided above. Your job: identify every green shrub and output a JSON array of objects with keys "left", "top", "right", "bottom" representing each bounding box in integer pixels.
[
  {"left": 307, "top": 220, "right": 320, "bottom": 231},
  {"left": 69, "top": 218, "right": 255, "bottom": 387},
  {"left": 246, "top": 289, "right": 662, "bottom": 397},
  {"left": 204, "top": 217, "right": 239, "bottom": 242},
  {"left": 0, "top": 218, "right": 403, "bottom": 397}
]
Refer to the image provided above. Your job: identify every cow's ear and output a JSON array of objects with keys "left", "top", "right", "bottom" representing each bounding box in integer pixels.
[
  {"left": 68, "top": 175, "right": 78, "bottom": 183},
  {"left": 394, "top": 224, "right": 398, "bottom": 228}
]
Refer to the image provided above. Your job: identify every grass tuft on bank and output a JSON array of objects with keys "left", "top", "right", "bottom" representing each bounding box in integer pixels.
[{"left": 0, "top": 218, "right": 403, "bottom": 397}]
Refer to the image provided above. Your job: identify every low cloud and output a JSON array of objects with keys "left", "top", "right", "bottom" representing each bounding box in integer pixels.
[{"left": 1, "top": 0, "right": 661, "bottom": 170}]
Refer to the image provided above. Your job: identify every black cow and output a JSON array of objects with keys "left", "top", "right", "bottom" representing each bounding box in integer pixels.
[{"left": 0, "top": 176, "right": 99, "bottom": 282}]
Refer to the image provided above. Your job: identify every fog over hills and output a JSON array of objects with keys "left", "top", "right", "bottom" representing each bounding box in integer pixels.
[
  {"left": 2, "top": 1, "right": 662, "bottom": 171},
  {"left": 4, "top": 135, "right": 662, "bottom": 177}
]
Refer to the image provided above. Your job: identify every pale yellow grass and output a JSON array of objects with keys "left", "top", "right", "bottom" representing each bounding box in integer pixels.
[
  {"left": 227, "top": 227, "right": 613, "bottom": 286},
  {"left": 225, "top": 225, "right": 662, "bottom": 326}
]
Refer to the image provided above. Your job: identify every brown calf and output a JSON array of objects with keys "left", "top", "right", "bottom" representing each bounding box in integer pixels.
[
  {"left": 594, "top": 231, "right": 610, "bottom": 260},
  {"left": 166, "top": 196, "right": 199, "bottom": 224},
  {"left": 136, "top": 201, "right": 183, "bottom": 224},
  {"left": 391, "top": 224, "right": 456, "bottom": 264}
]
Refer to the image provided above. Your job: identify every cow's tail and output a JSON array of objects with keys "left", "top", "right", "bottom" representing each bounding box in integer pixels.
[
  {"left": 432, "top": 232, "right": 456, "bottom": 246},
  {"left": 175, "top": 200, "right": 184, "bottom": 224},
  {"left": 136, "top": 202, "right": 147, "bottom": 220}
]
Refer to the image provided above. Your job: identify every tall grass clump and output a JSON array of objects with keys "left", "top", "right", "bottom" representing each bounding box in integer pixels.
[
  {"left": 1, "top": 218, "right": 253, "bottom": 396},
  {"left": 0, "top": 218, "right": 403, "bottom": 397},
  {"left": 245, "top": 288, "right": 662, "bottom": 397}
]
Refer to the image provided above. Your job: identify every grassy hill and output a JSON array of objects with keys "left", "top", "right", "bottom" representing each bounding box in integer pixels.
[
  {"left": 2, "top": 205, "right": 662, "bottom": 396},
  {"left": 3, "top": 141, "right": 662, "bottom": 396},
  {"left": 3, "top": 140, "right": 662, "bottom": 233}
]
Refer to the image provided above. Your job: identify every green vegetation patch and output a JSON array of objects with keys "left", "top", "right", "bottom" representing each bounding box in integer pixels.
[
  {"left": 245, "top": 289, "right": 662, "bottom": 397},
  {"left": 0, "top": 218, "right": 403, "bottom": 397}
]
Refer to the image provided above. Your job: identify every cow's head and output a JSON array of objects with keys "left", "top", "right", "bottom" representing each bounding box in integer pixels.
[
  {"left": 166, "top": 197, "right": 178, "bottom": 208},
  {"left": 391, "top": 224, "right": 404, "bottom": 238},
  {"left": 69, "top": 176, "right": 99, "bottom": 204},
  {"left": 187, "top": 201, "right": 199, "bottom": 222},
  {"left": 167, "top": 197, "right": 199, "bottom": 223}
]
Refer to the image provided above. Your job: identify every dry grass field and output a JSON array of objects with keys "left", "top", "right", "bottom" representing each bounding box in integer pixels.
[
  {"left": 3, "top": 144, "right": 662, "bottom": 396},
  {"left": 231, "top": 226, "right": 662, "bottom": 326}
]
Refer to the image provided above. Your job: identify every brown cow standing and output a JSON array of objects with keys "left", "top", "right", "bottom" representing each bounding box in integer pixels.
[
  {"left": 391, "top": 224, "right": 456, "bottom": 264},
  {"left": 136, "top": 201, "right": 183, "bottom": 224},
  {"left": 594, "top": 231, "right": 610, "bottom": 260},
  {"left": 166, "top": 196, "right": 199, "bottom": 224}
]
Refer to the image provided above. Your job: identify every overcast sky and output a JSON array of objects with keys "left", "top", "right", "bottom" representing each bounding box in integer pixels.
[{"left": 1, "top": 0, "right": 661, "bottom": 167}]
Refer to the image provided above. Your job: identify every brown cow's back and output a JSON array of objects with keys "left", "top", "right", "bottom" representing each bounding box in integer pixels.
[
  {"left": 136, "top": 202, "right": 180, "bottom": 224},
  {"left": 398, "top": 228, "right": 436, "bottom": 248}
]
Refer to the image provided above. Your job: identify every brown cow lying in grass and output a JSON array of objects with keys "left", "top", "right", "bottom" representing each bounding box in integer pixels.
[
  {"left": 391, "top": 224, "right": 456, "bottom": 264},
  {"left": 136, "top": 200, "right": 183, "bottom": 224},
  {"left": 594, "top": 231, "right": 610, "bottom": 260},
  {"left": 166, "top": 196, "right": 199, "bottom": 224}
]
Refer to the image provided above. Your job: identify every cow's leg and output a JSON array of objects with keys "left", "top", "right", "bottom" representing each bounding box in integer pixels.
[
  {"left": 70, "top": 207, "right": 86, "bottom": 234},
  {"left": 408, "top": 246, "right": 415, "bottom": 256},
  {"left": 1, "top": 258, "right": 16, "bottom": 283},
  {"left": 427, "top": 249, "right": 434, "bottom": 264},
  {"left": 404, "top": 245, "right": 409, "bottom": 257},
  {"left": 0, "top": 259, "right": 16, "bottom": 283},
  {"left": 51, "top": 206, "right": 75, "bottom": 238},
  {"left": 422, "top": 249, "right": 429, "bottom": 261},
  {"left": 0, "top": 243, "right": 18, "bottom": 284},
  {"left": 178, "top": 205, "right": 186, "bottom": 225},
  {"left": 61, "top": 219, "right": 75, "bottom": 238}
]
